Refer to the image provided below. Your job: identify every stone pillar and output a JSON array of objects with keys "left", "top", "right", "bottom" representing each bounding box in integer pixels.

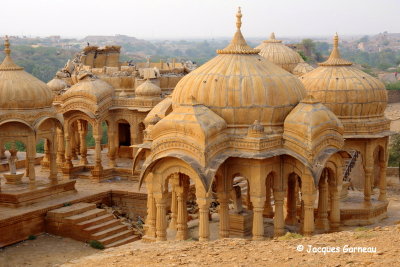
[
  {"left": 316, "top": 177, "right": 329, "bottom": 231},
  {"left": 78, "top": 120, "right": 88, "bottom": 165},
  {"left": 0, "top": 145, "right": 5, "bottom": 160},
  {"left": 154, "top": 193, "right": 168, "bottom": 241},
  {"left": 144, "top": 184, "right": 156, "bottom": 238},
  {"left": 92, "top": 123, "right": 103, "bottom": 180},
  {"left": 364, "top": 145, "right": 373, "bottom": 204},
  {"left": 329, "top": 187, "right": 340, "bottom": 231},
  {"left": 41, "top": 139, "right": 50, "bottom": 169},
  {"left": 251, "top": 196, "right": 265, "bottom": 240},
  {"left": 175, "top": 178, "right": 189, "bottom": 240},
  {"left": 378, "top": 160, "right": 387, "bottom": 202},
  {"left": 217, "top": 191, "right": 230, "bottom": 238},
  {"left": 264, "top": 177, "right": 273, "bottom": 217},
  {"left": 107, "top": 123, "right": 117, "bottom": 168},
  {"left": 197, "top": 195, "right": 211, "bottom": 241},
  {"left": 56, "top": 128, "right": 65, "bottom": 169},
  {"left": 302, "top": 192, "right": 316, "bottom": 236},
  {"left": 49, "top": 149, "right": 58, "bottom": 184},
  {"left": 70, "top": 122, "right": 78, "bottom": 160},
  {"left": 273, "top": 191, "right": 285, "bottom": 237},
  {"left": 169, "top": 183, "right": 178, "bottom": 230},
  {"left": 286, "top": 175, "right": 298, "bottom": 225},
  {"left": 63, "top": 131, "right": 73, "bottom": 170}
]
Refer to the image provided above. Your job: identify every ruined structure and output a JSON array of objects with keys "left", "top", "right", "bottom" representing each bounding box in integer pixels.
[
  {"left": 135, "top": 9, "right": 390, "bottom": 242},
  {"left": 48, "top": 44, "right": 195, "bottom": 181}
]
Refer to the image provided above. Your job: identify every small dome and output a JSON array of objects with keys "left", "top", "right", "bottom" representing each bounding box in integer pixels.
[
  {"left": 292, "top": 61, "right": 314, "bottom": 76},
  {"left": 0, "top": 38, "right": 53, "bottom": 110},
  {"left": 284, "top": 95, "right": 344, "bottom": 159},
  {"left": 144, "top": 97, "right": 172, "bottom": 126},
  {"left": 300, "top": 34, "right": 387, "bottom": 120},
  {"left": 47, "top": 77, "right": 68, "bottom": 94},
  {"left": 66, "top": 74, "right": 114, "bottom": 101},
  {"left": 172, "top": 9, "right": 306, "bottom": 131},
  {"left": 256, "top": 33, "right": 303, "bottom": 73},
  {"left": 135, "top": 79, "right": 161, "bottom": 98}
]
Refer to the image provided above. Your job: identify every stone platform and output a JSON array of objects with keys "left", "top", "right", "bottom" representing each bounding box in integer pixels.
[{"left": 0, "top": 180, "right": 77, "bottom": 208}]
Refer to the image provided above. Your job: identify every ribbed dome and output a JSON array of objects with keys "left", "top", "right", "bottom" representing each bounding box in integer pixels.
[
  {"left": 300, "top": 34, "right": 387, "bottom": 119},
  {"left": 172, "top": 9, "right": 306, "bottom": 130},
  {"left": 65, "top": 74, "right": 114, "bottom": 101},
  {"left": 47, "top": 77, "right": 68, "bottom": 94},
  {"left": 135, "top": 79, "right": 161, "bottom": 98},
  {"left": 292, "top": 61, "right": 314, "bottom": 76},
  {"left": 0, "top": 38, "right": 53, "bottom": 110},
  {"left": 256, "top": 33, "right": 303, "bottom": 73}
]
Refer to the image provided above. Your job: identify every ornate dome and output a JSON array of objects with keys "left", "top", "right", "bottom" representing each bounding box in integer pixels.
[
  {"left": 300, "top": 34, "right": 387, "bottom": 120},
  {"left": 255, "top": 33, "right": 303, "bottom": 73},
  {"left": 135, "top": 79, "right": 161, "bottom": 98},
  {"left": 0, "top": 37, "right": 53, "bottom": 110},
  {"left": 292, "top": 61, "right": 314, "bottom": 76},
  {"left": 65, "top": 73, "right": 114, "bottom": 102},
  {"left": 172, "top": 9, "right": 306, "bottom": 131},
  {"left": 284, "top": 95, "right": 344, "bottom": 160},
  {"left": 47, "top": 77, "right": 68, "bottom": 95}
]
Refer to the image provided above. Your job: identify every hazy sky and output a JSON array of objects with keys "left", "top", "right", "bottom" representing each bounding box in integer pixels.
[{"left": 1, "top": 0, "right": 399, "bottom": 39}]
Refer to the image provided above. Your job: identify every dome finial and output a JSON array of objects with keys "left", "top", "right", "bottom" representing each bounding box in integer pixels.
[
  {"left": 270, "top": 32, "right": 276, "bottom": 40},
  {"left": 4, "top": 36, "right": 11, "bottom": 56},
  {"left": 333, "top": 32, "right": 339, "bottom": 49},
  {"left": 236, "top": 7, "right": 242, "bottom": 30}
]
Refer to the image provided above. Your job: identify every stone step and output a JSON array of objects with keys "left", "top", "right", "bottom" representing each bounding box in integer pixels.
[
  {"left": 105, "top": 235, "right": 141, "bottom": 248},
  {"left": 64, "top": 209, "right": 107, "bottom": 224},
  {"left": 47, "top": 203, "right": 96, "bottom": 220},
  {"left": 98, "top": 230, "right": 134, "bottom": 246},
  {"left": 84, "top": 219, "right": 121, "bottom": 234},
  {"left": 91, "top": 224, "right": 128, "bottom": 240},
  {"left": 76, "top": 214, "right": 115, "bottom": 229}
]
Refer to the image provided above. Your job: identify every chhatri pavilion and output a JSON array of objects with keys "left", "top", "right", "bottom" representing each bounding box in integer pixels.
[
  {"left": 0, "top": 7, "right": 392, "bottom": 247},
  {"left": 135, "top": 8, "right": 390, "bottom": 241}
]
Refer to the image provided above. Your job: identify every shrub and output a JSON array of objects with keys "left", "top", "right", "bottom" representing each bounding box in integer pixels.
[
  {"left": 277, "top": 232, "right": 303, "bottom": 240},
  {"left": 89, "top": 240, "right": 105, "bottom": 250},
  {"left": 28, "top": 235, "right": 37, "bottom": 240}
]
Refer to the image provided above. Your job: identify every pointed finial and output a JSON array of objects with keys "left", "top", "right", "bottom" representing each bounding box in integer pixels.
[
  {"left": 270, "top": 32, "right": 276, "bottom": 40},
  {"left": 333, "top": 32, "right": 339, "bottom": 49},
  {"left": 4, "top": 35, "right": 11, "bottom": 56},
  {"left": 236, "top": 7, "right": 242, "bottom": 30}
]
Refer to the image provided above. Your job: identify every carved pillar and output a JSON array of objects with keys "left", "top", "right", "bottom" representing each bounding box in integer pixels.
[
  {"left": 329, "top": 186, "right": 341, "bottom": 231},
  {"left": 175, "top": 177, "right": 189, "bottom": 240},
  {"left": 217, "top": 190, "right": 230, "bottom": 238},
  {"left": 154, "top": 192, "right": 168, "bottom": 241},
  {"left": 41, "top": 139, "right": 50, "bottom": 169},
  {"left": 56, "top": 128, "right": 65, "bottom": 169},
  {"left": 63, "top": 127, "right": 73, "bottom": 171},
  {"left": 49, "top": 139, "right": 58, "bottom": 184},
  {"left": 144, "top": 181, "right": 156, "bottom": 238},
  {"left": 251, "top": 196, "right": 265, "bottom": 240},
  {"left": 169, "top": 174, "right": 179, "bottom": 230},
  {"left": 70, "top": 122, "right": 78, "bottom": 160},
  {"left": 78, "top": 120, "right": 88, "bottom": 165},
  {"left": 197, "top": 195, "right": 211, "bottom": 241},
  {"left": 264, "top": 177, "right": 273, "bottom": 217},
  {"left": 92, "top": 122, "right": 103, "bottom": 180},
  {"left": 378, "top": 159, "right": 387, "bottom": 202},
  {"left": 364, "top": 144, "right": 373, "bottom": 204},
  {"left": 0, "top": 145, "right": 5, "bottom": 160},
  {"left": 302, "top": 192, "right": 316, "bottom": 236},
  {"left": 286, "top": 174, "right": 298, "bottom": 225},
  {"left": 316, "top": 175, "right": 329, "bottom": 231},
  {"left": 27, "top": 135, "right": 36, "bottom": 188},
  {"left": 107, "top": 122, "right": 117, "bottom": 168},
  {"left": 273, "top": 191, "right": 285, "bottom": 237}
]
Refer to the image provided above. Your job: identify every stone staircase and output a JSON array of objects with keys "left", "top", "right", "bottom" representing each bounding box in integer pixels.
[{"left": 45, "top": 203, "right": 140, "bottom": 248}]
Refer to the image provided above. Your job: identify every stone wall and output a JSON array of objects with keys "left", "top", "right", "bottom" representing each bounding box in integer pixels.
[
  {"left": 387, "top": 90, "right": 400, "bottom": 104},
  {"left": 110, "top": 190, "right": 147, "bottom": 220}
]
